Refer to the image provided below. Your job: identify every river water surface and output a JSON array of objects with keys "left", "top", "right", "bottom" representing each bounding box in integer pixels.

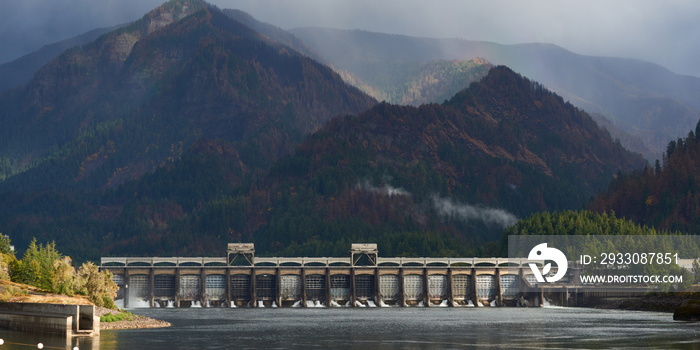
[{"left": 0, "top": 307, "right": 698, "bottom": 349}]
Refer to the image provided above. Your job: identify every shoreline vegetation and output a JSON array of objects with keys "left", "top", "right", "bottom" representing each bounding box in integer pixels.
[
  {"left": 96, "top": 307, "right": 171, "bottom": 330},
  {"left": 0, "top": 235, "right": 173, "bottom": 330},
  {"left": 0, "top": 279, "right": 171, "bottom": 330},
  {"left": 0, "top": 237, "right": 119, "bottom": 309}
]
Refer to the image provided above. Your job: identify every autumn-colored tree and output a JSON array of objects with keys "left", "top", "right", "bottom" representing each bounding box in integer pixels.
[
  {"left": 8, "top": 237, "right": 118, "bottom": 308},
  {"left": 51, "top": 257, "right": 79, "bottom": 295},
  {"left": 77, "top": 262, "right": 118, "bottom": 308}
]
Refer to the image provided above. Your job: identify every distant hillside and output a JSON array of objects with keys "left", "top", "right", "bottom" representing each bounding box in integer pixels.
[
  {"left": 0, "top": 26, "right": 119, "bottom": 92},
  {"left": 590, "top": 121, "right": 700, "bottom": 234},
  {"left": 0, "top": 66, "right": 645, "bottom": 261},
  {"left": 0, "top": 4, "right": 649, "bottom": 262},
  {"left": 97, "top": 66, "right": 645, "bottom": 258},
  {"left": 226, "top": 66, "right": 645, "bottom": 257},
  {"left": 221, "top": 10, "right": 491, "bottom": 106},
  {"left": 0, "top": 0, "right": 378, "bottom": 261},
  {"left": 0, "top": 8, "right": 320, "bottom": 94},
  {"left": 222, "top": 9, "right": 318, "bottom": 59},
  {"left": 0, "top": 0, "right": 375, "bottom": 191},
  {"left": 336, "top": 58, "right": 492, "bottom": 106},
  {"left": 6, "top": 14, "right": 698, "bottom": 162},
  {"left": 290, "top": 27, "right": 700, "bottom": 161},
  {"left": 231, "top": 66, "right": 646, "bottom": 256},
  {"left": 301, "top": 65, "right": 646, "bottom": 218}
]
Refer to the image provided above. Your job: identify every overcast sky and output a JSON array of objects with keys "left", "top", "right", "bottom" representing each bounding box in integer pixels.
[{"left": 2, "top": 0, "right": 699, "bottom": 77}]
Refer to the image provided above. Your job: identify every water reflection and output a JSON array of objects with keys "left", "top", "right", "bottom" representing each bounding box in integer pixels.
[
  {"left": 0, "top": 329, "right": 100, "bottom": 350},
  {"left": 1, "top": 308, "right": 699, "bottom": 349}
]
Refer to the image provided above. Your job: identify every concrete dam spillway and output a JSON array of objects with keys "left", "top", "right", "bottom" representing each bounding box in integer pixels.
[{"left": 99, "top": 243, "right": 616, "bottom": 308}]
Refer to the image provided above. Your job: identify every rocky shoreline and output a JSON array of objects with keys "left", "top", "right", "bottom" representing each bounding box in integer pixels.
[{"left": 96, "top": 306, "right": 171, "bottom": 330}]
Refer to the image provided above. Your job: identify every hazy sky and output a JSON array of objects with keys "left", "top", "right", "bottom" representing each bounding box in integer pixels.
[{"left": 2, "top": 0, "right": 699, "bottom": 77}]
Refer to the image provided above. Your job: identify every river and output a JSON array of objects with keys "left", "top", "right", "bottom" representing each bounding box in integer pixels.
[{"left": 0, "top": 307, "right": 698, "bottom": 349}]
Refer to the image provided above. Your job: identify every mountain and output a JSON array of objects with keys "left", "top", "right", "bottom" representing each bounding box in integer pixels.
[
  {"left": 221, "top": 9, "right": 318, "bottom": 60},
  {"left": 116, "top": 65, "right": 642, "bottom": 258},
  {"left": 589, "top": 121, "right": 700, "bottom": 234},
  {"left": 5, "top": 13, "right": 699, "bottom": 163},
  {"left": 0, "top": 0, "right": 378, "bottom": 261},
  {"left": 290, "top": 65, "right": 646, "bottom": 218},
  {"left": 335, "top": 58, "right": 493, "bottom": 106},
  {"left": 233, "top": 66, "right": 647, "bottom": 256},
  {"left": 0, "top": 8, "right": 319, "bottom": 94},
  {"left": 0, "top": 26, "right": 119, "bottom": 92},
  {"left": 0, "top": 65, "right": 646, "bottom": 262},
  {"left": 289, "top": 27, "right": 700, "bottom": 161},
  {"left": 221, "top": 10, "right": 494, "bottom": 107},
  {"left": 88, "top": 66, "right": 642, "bottom": 258},
  {"left": 0, "top": 3, "right": 647, "bottom": 261},
  {"left": 0, "top": 0, "right": 375, "bottom": 191}
]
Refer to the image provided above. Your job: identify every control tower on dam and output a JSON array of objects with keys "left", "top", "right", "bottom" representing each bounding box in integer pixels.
[{"left": 100, "top": 243, "right": 584, "bottom": 308}]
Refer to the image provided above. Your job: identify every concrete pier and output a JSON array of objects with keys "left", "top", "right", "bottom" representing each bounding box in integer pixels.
[{"left": 0, "top": 302, "right": 99, "bottom": 337}]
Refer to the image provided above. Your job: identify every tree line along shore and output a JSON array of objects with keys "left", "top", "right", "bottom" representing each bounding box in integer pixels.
[{"left": 0, "top": 235, "right": 170, "bottom": 329}]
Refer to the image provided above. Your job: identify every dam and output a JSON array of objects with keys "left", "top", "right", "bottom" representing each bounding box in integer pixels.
[{"left": 99, "top": 243, "right": 639, "bottom": 308}]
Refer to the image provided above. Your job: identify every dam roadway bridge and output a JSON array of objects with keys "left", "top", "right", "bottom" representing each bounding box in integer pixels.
[{"left": 99, "top": 243, "right": 634, "bottom": 308}]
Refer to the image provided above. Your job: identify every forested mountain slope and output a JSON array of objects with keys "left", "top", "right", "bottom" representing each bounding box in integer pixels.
[
  {"left": 230, "top": 66, "right": 646, "bottom": 256},
  {"left": 0, "top": 66, "right": 645, "bottom": 261},
  {"left": 223, "top": 10, "right": 494, "bottom": 107},
  {"left": 0, "top": 2, "right": 649, "bottom": 262},
  {"left": 590, "top": 121, "right": 700, "bottom": 234},
  {"left": 0, "top": 0, "right": 376, "bottom": 261},
  {"left": 0, "top": 0, "right": 375, "bottom": 191},
  {"left": 290, "top": 27, "right": 700, "bottom": 161},
  {"left": 0, "top": 26, "right": 117, "bottom": 92}
]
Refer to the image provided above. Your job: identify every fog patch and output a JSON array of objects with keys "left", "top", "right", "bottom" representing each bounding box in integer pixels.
[
  {"left": 355, "top": 181, "right": 517, "bottom": 227},
  {"left": 430, "top": 195, "right": 517, "bottom": 228},
  {"left": 356, "top": 180, "right": 410, "bottom": 197}
]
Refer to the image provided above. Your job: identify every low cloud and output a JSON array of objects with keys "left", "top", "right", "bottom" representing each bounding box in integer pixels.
[
  {"left": 355, "top": 180, "right": 517, "bottom": 228},
  {"left": 430, "top": 195, "right": 518, "bottom": 228},
  {"left": 217, "top": 0, "right": 700, "bottom": 76},
  {"left": 356, "top": 180, "right": 410, "bottom": 197}
]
